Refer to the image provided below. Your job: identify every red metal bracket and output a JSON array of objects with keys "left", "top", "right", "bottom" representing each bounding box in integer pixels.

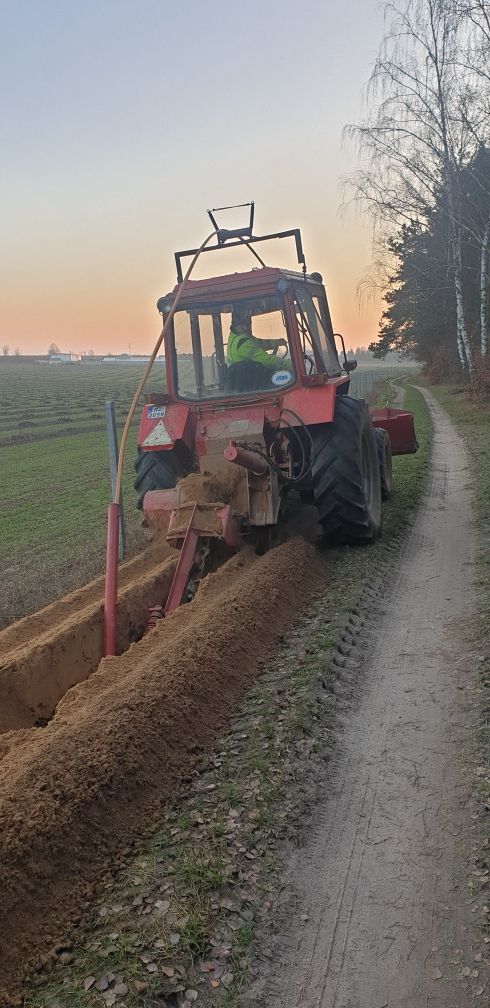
[
  {"left": 164, "top": 505, "right": 201, "bottom": 615},
  {"left": 370, "top": 407, "right": 418, "bottom": 455}
]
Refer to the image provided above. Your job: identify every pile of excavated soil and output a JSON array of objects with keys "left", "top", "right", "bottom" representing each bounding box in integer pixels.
[
  {"left": 0, "top": 542, "right": 176, "bottom": 735},
  {"left": 178, "top": 464, "right": 244, "bottom": 505},
  {"left": 0, "top": 539, "right": 323, "bottom": 1006}
]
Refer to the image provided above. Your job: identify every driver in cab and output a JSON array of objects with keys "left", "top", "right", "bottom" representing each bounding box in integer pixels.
[{"left": 227, "top": 310, "right": 289, "bottom": 370}]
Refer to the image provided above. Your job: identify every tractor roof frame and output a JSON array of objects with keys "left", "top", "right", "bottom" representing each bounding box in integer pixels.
[{"left": 174, "top": 227, "right": 306, "bottom": 284}]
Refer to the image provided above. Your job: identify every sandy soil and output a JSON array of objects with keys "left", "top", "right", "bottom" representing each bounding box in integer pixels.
[
  {"left": 260, "top": 389, "right": 479, "bottom": 1007},
  {"left": 0, "top": 538, "right": 323, "bottom": 1006},
  {"left": 0, "top": 542, "right": 176, "bottom": 733}
]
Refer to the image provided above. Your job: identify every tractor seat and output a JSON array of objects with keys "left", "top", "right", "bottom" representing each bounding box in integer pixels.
[{"left": 226, "top": 360, "right": 270, "bottom": 393}]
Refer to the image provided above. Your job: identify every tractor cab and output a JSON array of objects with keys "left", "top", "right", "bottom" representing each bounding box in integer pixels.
[
  {"left": 158, "top": 266, "right": 344, "bottom": 404},
  {"left": 156, "top": 203, "right": 350, "bottom": 406}
]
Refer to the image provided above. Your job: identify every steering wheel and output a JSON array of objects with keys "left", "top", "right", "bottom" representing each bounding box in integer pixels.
[{"left": 303, "top": 353, "right": 315, "bottom": 374}]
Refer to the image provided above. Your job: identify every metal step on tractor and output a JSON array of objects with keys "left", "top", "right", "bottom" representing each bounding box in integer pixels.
[{"left": 102, "top": 204, "right": 418, "bottom": 652}]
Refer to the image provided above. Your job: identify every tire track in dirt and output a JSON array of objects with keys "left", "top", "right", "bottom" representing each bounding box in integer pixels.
[
  {"left": 0, "top": 538, "right": 324, "bottom": 1007},
  {"left": 261, "top": 389, "right": 479, "bottom": 1007}
]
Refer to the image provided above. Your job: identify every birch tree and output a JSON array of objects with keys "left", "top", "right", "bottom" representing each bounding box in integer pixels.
[
  {"left": 346, "top": 0, "right": 488, "bottom": 370},
  {"left": 451, "top": 1, "right": 490, "bottom": 353}
]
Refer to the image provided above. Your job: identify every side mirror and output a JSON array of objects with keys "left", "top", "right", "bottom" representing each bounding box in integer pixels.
[{"left": 333, "top": 333, "right": 357, "bottom": 373}]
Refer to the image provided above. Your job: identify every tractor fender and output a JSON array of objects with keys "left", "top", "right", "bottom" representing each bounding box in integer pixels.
[
  {"left": 138, "top": 402, "right": 194, "bottom": 452},
  {"left": 370, "top": 407, "right": 418, "bottom": 455},
  {"left": 282, "top": 384, "right": 338, "bottom": 427}
]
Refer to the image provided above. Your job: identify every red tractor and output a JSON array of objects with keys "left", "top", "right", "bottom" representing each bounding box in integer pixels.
[{"left": 132, "top": 206, "right": 416, "bottom": 610}]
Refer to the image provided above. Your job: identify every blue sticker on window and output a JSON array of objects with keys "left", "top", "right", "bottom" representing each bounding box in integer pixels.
[
  {"left": 271, "top": 370, "right": 293, "bottom": 387},
  {"left": 147, "top": 405, "right": 166, "bottom": 419}
]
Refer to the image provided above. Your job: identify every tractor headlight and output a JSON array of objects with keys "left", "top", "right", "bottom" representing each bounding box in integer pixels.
[{"left": 157, "top": 296, "right": 173, "bottom": 315}]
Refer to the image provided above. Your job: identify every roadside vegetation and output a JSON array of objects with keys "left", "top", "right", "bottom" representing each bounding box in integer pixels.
[
  {"left": 428, "top": 384, "right": 489, "bottom": 939},
  {"left": 24, "top": 382, "right": 431, "bottom": 1008}
]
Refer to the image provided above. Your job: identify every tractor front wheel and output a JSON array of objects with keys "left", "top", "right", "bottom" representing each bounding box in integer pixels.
[
  {"left": 310, "top": 396, "right": 382, "bottom": 544},
  {"left": 134, "top": 448, "right": 183, "bottom": 509}
]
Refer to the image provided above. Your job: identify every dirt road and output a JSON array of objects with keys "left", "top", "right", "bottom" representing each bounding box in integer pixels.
[{"left": 262, "top": 389, "right": 480, "bottom": 1007}]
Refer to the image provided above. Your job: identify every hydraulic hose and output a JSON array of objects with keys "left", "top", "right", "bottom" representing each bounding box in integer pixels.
[
  {"left": 104, "top": 229, "right": 217, "bottom": 656},
  {"left": 113, "top": 229, "right": 217, "bottom": 505},
  {"left": 241, "top": 408, "right": 315, "bottom": 485}
]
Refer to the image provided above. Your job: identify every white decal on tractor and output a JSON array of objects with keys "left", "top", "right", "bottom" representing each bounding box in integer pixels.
[
  {"left": 142, "top": 421, "right": 172, "bottom": 447},
  {"left": 229, "top": 419, "right": 250, "bottom": 434},
  {"left": 271, "top": 370, "right": 293, "bottom": 387}
]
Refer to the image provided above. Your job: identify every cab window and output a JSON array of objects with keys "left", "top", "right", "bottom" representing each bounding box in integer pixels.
[
  {"left": 171, "top": 295, "right": 296, "bottom": 400},
  {"left": 293, "top": 286, "right": 341, "bottom": 377}
]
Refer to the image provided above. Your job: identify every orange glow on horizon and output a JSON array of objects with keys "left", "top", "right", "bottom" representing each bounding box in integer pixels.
[{"left": 1, "top": 234, "right": 381, "bottom": 357}]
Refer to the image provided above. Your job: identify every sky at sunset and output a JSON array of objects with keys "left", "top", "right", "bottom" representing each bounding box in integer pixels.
[{"left": 1, "top": 0, "right": 385, "bottom": 356}]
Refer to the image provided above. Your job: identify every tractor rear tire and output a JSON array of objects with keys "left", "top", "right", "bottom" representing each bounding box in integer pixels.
[
  {"left": 310, "top": 396, "right": 382, "bottom": 544},
  {"left": 134, "top": 448, "right": 183, "bottom": 509},
  {"left": 375, "top": 428, "right": 393, "bottom": 501}
]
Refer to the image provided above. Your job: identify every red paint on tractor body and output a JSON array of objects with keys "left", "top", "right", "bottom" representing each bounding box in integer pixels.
[
  {"left": 138, "top": 402, "right": 193, "bottom": 453},
  {"left": 138, "top": 380, "right": 344, "bottom": 456},
  {"left": 282, "top": 383, "right": 338, "bottom": 425}
]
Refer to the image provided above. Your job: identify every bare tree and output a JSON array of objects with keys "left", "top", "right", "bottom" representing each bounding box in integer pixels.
[
  {"left": 459, "top": 150, "right": 490, "bottom": 354},
  {"left": 450, "top": 1, "right": 490, "bottom": 354},
  {"left": 14, "top": 347, "right": 21, "bottom": 357},
  {"left": 452, "top": 1, "right": 490, "bottom": 83},
  {"left": 2, "top": 345, "right": 9, "bottom": 356},
  {"left": 48, "top": 342, "right": 60, "bottom": 356},
  {"left": 345, "top": 0, "right": 489, "bottom": 370}
]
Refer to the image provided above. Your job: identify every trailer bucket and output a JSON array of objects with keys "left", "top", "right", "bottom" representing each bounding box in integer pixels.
[{"left": 370, "top": 407, "right": 418, "bottom": 455}]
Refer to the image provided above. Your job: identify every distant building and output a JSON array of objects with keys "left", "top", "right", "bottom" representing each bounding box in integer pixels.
[
  {"left": 49, "top": 352, "right": 82, "bottom": 363},
  {"left": 102, "top": 355, "right": 165, "bottom": 365}
]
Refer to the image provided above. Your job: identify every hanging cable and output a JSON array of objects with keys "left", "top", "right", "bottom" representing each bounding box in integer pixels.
[
  {"left": 279, "top": 407, "right": 315, "bottom": 482},
  {"left": 113, "top": 229, "right": 218, "bottom": 505},
  {"left": 240, "top": 407, "right": 316, "bottom": 485},
  {"left": 104, "top": 228, "right": 218, "bottom": 657}
]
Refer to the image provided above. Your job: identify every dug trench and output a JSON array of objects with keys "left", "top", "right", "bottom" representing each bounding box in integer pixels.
[
  {"left": 0, "top": 537, "right": 324, "bottom": 1006},
  {"left": 0, "top": 542, "right": 176, "bottom": 735}
]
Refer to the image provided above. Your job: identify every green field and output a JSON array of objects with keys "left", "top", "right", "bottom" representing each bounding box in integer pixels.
[
  {"left": 0, "top": 359, "right": 418, "bottom": 627},
  {"left": 0, "top": 362, "right": 154, "bottom": 444},
  {"left": 0, "top": 359, "right": 416, "bottom": 446}
]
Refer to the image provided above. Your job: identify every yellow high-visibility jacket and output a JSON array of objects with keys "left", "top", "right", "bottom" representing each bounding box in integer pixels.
[{"left": 227, "top": 329, "right": 280, "bottom": 369}]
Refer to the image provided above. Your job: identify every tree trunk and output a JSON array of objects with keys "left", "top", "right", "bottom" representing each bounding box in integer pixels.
[
  {"left": 427, "top": 3, "right": 472, "bottom": 371},
  {"left": 480, "top": 217, "right": 490, "bottom": 356},
  {"left": 453, "top": 229, "right": 471, "bottom": 370},
  {"left": 446, "top": 175, "right": 472, "bottom": 370}
]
